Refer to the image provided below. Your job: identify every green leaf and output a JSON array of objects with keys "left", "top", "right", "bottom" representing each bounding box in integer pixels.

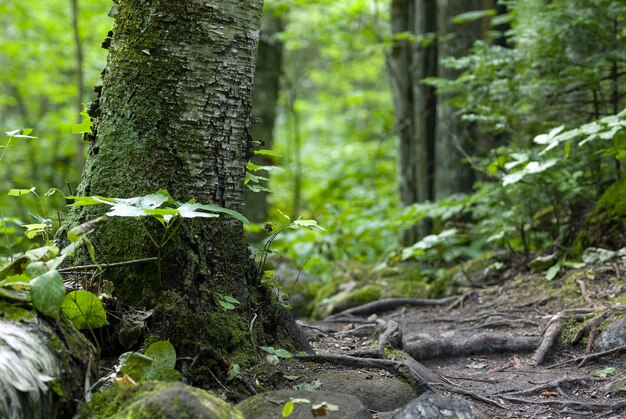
[
  {"left": 106, "top": 203, "right": 147, "bottom": 217},
  {"left": 178, "top": 203, "right": 249, "bottom": 224},
  {"left": 118, "top": 352, "right": 153, "bottom": 381},
  {"left": 147, "top": 368, "right": 182, "bottom": 381},
  {"left": 291, "top": 219, "right": 326, "bottom": 231},
  {"left": 6, "top": 129, "right": 36, "bottom": 138},
  {"left": 274, "top": 349, "right": 293, "bottom": 359},
  {"left": 282, "top": 401, "right": 295, "bottom": 418},
  {"left": 145, "top": 340, "right": 177, "bottom": 370},
  {"left": 545, "top": 264, "right": 561, "bottom": 281},
  {"left": 452, "top": 9, "right": 496, "bottom": 24},
  {"left": 227, "top": 363, "right": 241, "bottom": 381},
  {"left": 61, "top": 290, "right": 108, "bottom": 330},
  {"left": 30, "top": 270, "right": 65, "bottom": 320},
  {"left": 71, "top": 109, "right": 93, "bottom": 134},
  {"left": 591, "top": 367, "right": 616, "bottom": 377},
  {"left": 266, "top": 354, "right": 280, "bottom": 365},
  {"left": 8, "top": 187, "right": 36, "bottom": 197},
  {"left": 219, "top": 301, "right": 236, "bottom": 310},
  {"left": 260, "top": 346, "right": 276, "bottom": 354},
  {"left": 137, "top": 193, "right": 170, "bottom": 210},
  {"left": 67, "top": 195, "right": 117, "bottom": 206},
  {"left": 222, "top": 295, "right": 240, "bottom": 304},
  {"left": 255, "top": 149, "right": 283, "bottom": 157}
]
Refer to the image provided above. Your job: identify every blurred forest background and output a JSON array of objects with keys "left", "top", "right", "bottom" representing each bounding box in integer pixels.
[{"left": 1, "top": 0, "right": 625, "bottom": 315}]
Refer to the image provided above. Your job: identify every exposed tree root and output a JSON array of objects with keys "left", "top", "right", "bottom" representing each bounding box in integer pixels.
[
  {"left": 376, "top": 319, "right": 402, "bottom": 352},
  {"left": 501, "top": 395, "right": 626, "bottom": 413},
  {"left": 405, "top": 333, "right": 540, "bottom": 360},
  {"left": 501, "top": 376, "right": 604, "bottom": 397},
  {"left": 546, "top": 344, "right": 626, "bottom": 369},
  {"left": 324, "top": 296, "right": 460, "bottom": 320},
  {"left": 532, "top": 308, "right": 599, "bottom": 365}
]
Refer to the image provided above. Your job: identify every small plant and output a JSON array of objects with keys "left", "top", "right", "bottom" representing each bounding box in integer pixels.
[
  {"left": 110, "top": 340, "right": 182, "bottom": 385},
  {"left": 260, "top": 345, "right": 292, "bottom": 365},
  {"left": 282, "top": 398, "right": 339, "bottom": 418}
]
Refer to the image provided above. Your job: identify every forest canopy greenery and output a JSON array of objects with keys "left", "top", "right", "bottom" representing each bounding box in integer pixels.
[{"left": 0, "top": 0, "right": 625, "bottom": 315}]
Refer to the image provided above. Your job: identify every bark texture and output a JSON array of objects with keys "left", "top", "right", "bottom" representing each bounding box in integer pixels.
[
  {"left": 0, "top": 314, "right": 95, "bottom": 419},
  {"left": 434, "top": 0, "right": 483, "bottom": 199},
  {"left": 389, "top": 0, "right": 437, "bottom": 244},
  {"left": 64, "top": 0, "right": 305, "bottom": 378}
]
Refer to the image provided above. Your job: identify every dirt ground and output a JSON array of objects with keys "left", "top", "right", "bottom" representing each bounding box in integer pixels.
[{"left": 290, "top": 260, "right": 626, "bottom": 418}]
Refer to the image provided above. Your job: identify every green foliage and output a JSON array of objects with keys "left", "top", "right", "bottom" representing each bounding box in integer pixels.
[
  {"left": 117, "top": 340, "right": 182, "bottom": 382},
  {"left": 61, "top": 290, "right": 108, "bottom": 330}
]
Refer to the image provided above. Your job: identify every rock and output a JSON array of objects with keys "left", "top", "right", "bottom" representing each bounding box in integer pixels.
[
  {"left": 237, "top": 390, "right": 371, "bottom": 418},
  {"left": 598, "top": 317, "right": 626, "bottom": 350},
  {"left": 77, "top": 382, "right": 243, "bottom": 418},
  {"left": 317, "top": 369, "right": 417, "bottom": 412},
  {"left": 392, "top": 391, "right": 486, "bottom": 419}
]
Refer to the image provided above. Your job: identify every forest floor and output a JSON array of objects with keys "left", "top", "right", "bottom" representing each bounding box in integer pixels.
[{"left": 258, "top": 259, "right": 626, "bottom": 418}]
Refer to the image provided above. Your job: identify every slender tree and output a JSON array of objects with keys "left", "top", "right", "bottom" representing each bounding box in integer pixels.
[
  {"left": 245, "top": 5, "right": 284, "bottom": 234},
  {"left": 388, "top": 0, "right": 437, "bottom": 244},
  {"left": 434, "top": 0, "right": 483, "bottom": 199},
  {"left": 63, "top": 0, "right": 305, "bottom": 382}
]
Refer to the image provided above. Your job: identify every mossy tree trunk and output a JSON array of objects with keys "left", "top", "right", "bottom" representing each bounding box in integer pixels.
[
  {"left": 245, "top": 5, "right": 284, "bottom": 239},
  {"left": 64, "top": 0, "right": 305, "bottom": 383}
]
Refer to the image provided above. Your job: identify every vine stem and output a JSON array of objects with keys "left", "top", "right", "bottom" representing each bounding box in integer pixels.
[{"left": 57, "top": 257, "right": 158, "bottom": 273}]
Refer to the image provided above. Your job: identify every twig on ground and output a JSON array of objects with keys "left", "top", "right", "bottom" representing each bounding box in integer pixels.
[{"left": 576, "top": 279, "right": 594, "bottom": 306}]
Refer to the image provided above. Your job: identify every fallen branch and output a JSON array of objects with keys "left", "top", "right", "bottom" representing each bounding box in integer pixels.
[{"left": 501, "top": 395, "right": 626, "bottom": 413}]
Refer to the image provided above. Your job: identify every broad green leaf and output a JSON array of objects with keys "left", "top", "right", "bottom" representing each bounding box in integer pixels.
[
  {"left": 545, "top": 264, "right": 560, "bottom": 281},
  {"left": 137, "top": 193, "right": 170, "bottom": 210},
  {"left": 274, "top": 349, "right": 293, "bottom": 359},
  {"left": 118, "top": 352, "right": 153, "bottom": 381},
  {"left": 219, "top": 300, "right": 236, "bottom": 310},
  {"left": 8, "top": 187, "right": 36, "bottom": 197},
  {"left": 61, "top": 290, "right": 108, "bottom": 330},
  {"left": 26, "top": 246, "right": 59, "bottom": 261},
  {"left": 144, "top": 340, "right": 177, "bottom": 370},
  {"left": 282, "top": 401, "right": 295, "bottom": 418},
  {"left": 5, "top": 129, "right": 36, "bottom": 138},
  {"left": 291, "top": 219, "right": 326, "bottom": 231},
  {"left": 227, "top": 363, "right": 241, "bottom": 381},
  {"left": 67, "top": 195, "right": 117, "bottom": 206},
  {"left": 178, "top": 203, "right": 248, "bottom": 224},
  {"left": 222, "top": 295, "right": 240, "bottom": 304},
  {"left": 30, "top": 270, "right": 65, "bottom": 320},
  {"left": 260, "top": 346, "right": 276, "bottom": 354},
  {"left": 106, "top": 203, "right": 146, "bottom": 217}
]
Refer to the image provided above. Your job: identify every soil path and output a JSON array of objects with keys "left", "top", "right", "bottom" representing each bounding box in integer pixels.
[{"left": 299, "top": 265, "right": 626, "bottom": 418}]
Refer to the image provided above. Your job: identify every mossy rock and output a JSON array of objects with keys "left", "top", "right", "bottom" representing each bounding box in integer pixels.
[
  {"left": 77, "top": 382, "right": 243, "bottom": 418},
  {"left": 574, "top": 178, "right": 626, "bottom": 252},
  {"left": 237, "top": 390, "right": 370, "bottom": 419}
]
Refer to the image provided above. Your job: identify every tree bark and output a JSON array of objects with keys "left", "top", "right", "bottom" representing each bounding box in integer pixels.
[
  {"left": 434, "top": 0, "right": 483, "bottom": 199},
  {"left": 62, "top": 0, "right": 306, "bottom": 383},
  {"left": 245, "top": 6, "right": 284, "bottom": 238},
  {"left": 0, "top": 315, "right": 95, "bottom": 419},
  {"left": 389, "top": 0, "right": 437, "bottom": 245}
]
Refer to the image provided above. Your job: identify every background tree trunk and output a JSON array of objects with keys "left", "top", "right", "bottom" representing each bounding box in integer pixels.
[
  {"left": 245, "top": 6, "right": 284, "bottom": 239},
  {"left": 389, "top": 0, "right": 437, "bottom": 245},
  {"left": 434, "top": 0, "right": 483, "bottom": 199},
  {"left": 63, "top": 0, "right": 306, "bottom": 382}
]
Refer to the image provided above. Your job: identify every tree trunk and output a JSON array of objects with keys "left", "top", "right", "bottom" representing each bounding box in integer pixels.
[
  {"left": 245, "top": 6, "right": 284, "bottom": 239},
  {"left": 389, "top": 0, "right": 437, "bottom": 245},
  {"left": 0, "top": 315, "right": 95, "bottom": 419},
  {"left": 434, "top": 0, "right": 483, "bottom": 199},
  {"left": 62, "top": 0, "right": 306, "bottom": 383}
]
